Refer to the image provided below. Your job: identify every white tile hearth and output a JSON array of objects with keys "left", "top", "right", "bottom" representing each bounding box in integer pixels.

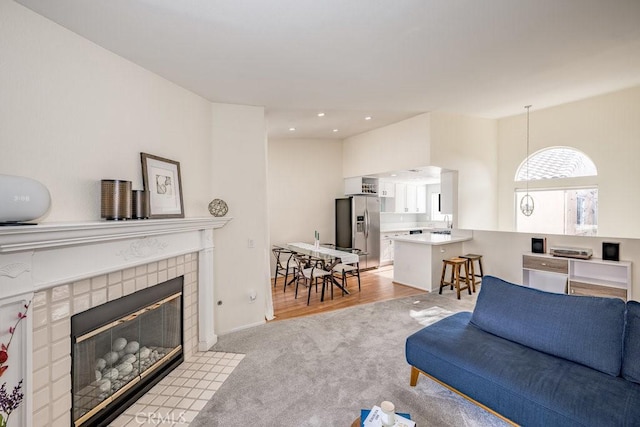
[{"left": 110, "top": 351, "right": 244, "bottom": 426}]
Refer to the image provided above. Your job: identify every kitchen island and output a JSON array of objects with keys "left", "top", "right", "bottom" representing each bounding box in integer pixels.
[{"left": 391, "top": 232, "right": 472, "bottom": 292}]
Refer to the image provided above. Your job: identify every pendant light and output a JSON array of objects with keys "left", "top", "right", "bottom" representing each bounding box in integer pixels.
[{"left": 520, "top": 105, "right": 535, "bottom": 216}]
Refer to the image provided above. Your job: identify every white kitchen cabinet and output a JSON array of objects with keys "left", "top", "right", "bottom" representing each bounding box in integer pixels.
[
  {"left": 395, "top": 183, "right": 407, "bottom": 212},
  {"left": 440, "top": 171, "right": 458, "bottom": 215},
  {"left": 379, "top": 181, "right": 395, "bottom": 197},
  {"left": 345, "top": 176, "right": 378, "bottom": 195},
  {"left": 406, "top": 184, "right": 417, "bottom": 213},
  {"left": 393, "top": 183, "right": 426, "bottom": 213},
  {"left": 381, "top": 234, "right": 394, "bottom": 264},
  {"left": 381, "top": 231, "right": 410, "bottom": 263},
  {"left": 416, "top": 185, "right": 427, "bottom": 213}
]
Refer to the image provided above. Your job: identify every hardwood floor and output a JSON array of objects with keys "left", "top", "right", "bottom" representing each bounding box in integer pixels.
[{"left": 270, "top": 265, "right": 426, "bottom": 321}]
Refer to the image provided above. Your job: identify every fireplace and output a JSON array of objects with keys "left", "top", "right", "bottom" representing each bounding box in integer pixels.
[
  {"left": 71, "top": 277, "right": 184, "bottom": 427},
  {"left": 0, "top": 218, "right": 229, "bottom": 426}
]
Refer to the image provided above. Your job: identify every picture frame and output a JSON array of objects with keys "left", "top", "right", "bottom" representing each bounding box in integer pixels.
[{"left": 140, "top": 153, "right": 184, "bottom": 218}]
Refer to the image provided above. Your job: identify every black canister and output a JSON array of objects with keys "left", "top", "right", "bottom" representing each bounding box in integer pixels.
[{"left": 131, "top": 190, "right": 149, "bottom": 219}]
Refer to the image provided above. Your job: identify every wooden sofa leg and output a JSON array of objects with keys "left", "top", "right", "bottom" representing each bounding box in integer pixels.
[{"left": 410, "top": 366, "right": 420, "bottom": 386}]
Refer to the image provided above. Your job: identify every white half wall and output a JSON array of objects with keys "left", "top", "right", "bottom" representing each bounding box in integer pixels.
[
  {"left": 0, "top": 0, "right": 212, "bottom": 221},
  {"left": 267, "top": 138, "right": 344, "bottom": 275}
]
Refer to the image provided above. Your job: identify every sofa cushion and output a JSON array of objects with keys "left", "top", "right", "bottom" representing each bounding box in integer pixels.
[
  {"left": 406, "top": 312, "right": 640, "bottom": 426},
  {"left": 622, "top": 301, "right": 640, "bottom": 384},
  {"left": 470, "top": 276, "right": 625, "bottom": 376}
]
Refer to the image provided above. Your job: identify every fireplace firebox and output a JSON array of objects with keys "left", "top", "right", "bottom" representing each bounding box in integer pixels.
[{"left": 71, "top": 276, "right": 184, "bottom": 427}]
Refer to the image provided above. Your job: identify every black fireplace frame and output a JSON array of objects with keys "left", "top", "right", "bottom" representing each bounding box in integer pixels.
[{"left": 70, "top": 276, "right": 184, "bottom": 427}]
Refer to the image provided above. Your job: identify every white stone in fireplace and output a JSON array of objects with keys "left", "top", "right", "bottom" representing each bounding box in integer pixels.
[{"left": 0, "top": 218, "right": 230, "bottom": 427}]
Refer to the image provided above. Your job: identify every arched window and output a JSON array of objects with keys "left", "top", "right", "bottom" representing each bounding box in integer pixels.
[
  {"left": 515, "top": 147, "right": 598, "bottom": 236},
  {"left": 515, "top": 147, "right": 597, "bottom": 181}
]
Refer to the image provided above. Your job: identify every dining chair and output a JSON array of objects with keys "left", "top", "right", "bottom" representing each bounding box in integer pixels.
[
  {"left": 271, "top": 246, "right": 295, "bottom": 291},
  {"left": 291, "top": 253, "right": 333, "bottom": 305},
  {"left": 331, "top": 248, "right": 362, "bottom": 295}
]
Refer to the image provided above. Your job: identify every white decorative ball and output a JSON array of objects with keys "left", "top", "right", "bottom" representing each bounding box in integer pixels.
[
  {"left": 124, "top": 341, "right": 140, "bottom": 354},
  {"left": 112, "top": 337, "right": 127, "bottom": 352},
  {"left": 138, "top": 347, "right": 151, "bottom": 360},
  {"left": 121, "top": 353, "right": 136, "bottom": 365},
  {"left": 97, "top": 379, "right": 111, "bottom": 393},
  {"left": 116, "top": 362, "right": 134, "bottom": 377},
  {"left": 95, "top": 358, "right": 107, "bottom": 370},
  {"left": 103, "top": 352, "right": 119, "bottom": 365},
  {"left": 102, "top": 368, "right": 119, "bottom": 381},
  {"left": 0, "top": 174, "right": 51, "bottom": 223}
]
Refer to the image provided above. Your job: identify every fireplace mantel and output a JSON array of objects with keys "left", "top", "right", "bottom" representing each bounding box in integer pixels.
[
  {"left": 0, "top": 217, "right": 231, "bottom": 294},
  {"left": 0, "top": 217, "right": 230, "bottom": 253}
]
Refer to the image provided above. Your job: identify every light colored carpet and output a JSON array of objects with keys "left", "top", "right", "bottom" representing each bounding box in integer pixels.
[
  {"left": 409, "top": 306, "right": 454, "bottom": 326},
  {"left": 191, "top": 292, "right": 510, "bottom": 427}
]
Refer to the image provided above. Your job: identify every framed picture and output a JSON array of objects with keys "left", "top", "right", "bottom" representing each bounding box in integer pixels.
[{"left": 140, "top": 153, "right": 184, "bottom": 218}]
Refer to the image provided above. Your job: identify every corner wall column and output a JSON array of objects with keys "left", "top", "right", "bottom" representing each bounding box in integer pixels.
[{"left": 198, "top": 229, "right": 217, "bottom": 351}]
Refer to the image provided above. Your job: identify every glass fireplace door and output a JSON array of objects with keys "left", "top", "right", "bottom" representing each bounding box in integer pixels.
[{"left": 72, "top": 292, "right": 182, "bottom": 426}]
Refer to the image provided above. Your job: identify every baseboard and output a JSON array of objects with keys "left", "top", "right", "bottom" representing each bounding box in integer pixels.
[
  {"left": 223, "top": 319, "right": 266, "bottom": 335},
  {"left": 410, "top": 366, "right": 518, "bottom": 426}
]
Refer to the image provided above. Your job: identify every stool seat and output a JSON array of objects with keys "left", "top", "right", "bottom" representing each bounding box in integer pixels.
[
  {"left": 460, "top": 254, "right": 484, "bottom": 293},
  {"left": 439, "top": 257, "right": 472, "bottom": 299}
]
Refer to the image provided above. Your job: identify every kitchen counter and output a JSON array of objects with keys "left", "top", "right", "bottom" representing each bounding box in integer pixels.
[
  {"left": 381, "top": 226, "right": 431, "bottom": 233},
  {"left": 390, "top": 233, "right": 472, "bottom": 245},
  {"left": 391, "top": 231, "right": 473, "bottom": 292}
]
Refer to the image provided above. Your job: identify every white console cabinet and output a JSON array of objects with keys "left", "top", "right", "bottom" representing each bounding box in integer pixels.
[{"left": 522, "top": 253, "right": 631, "bottom": 300}]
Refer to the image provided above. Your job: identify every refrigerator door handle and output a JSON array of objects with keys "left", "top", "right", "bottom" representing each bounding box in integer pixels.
[{"left": 364, "top": 208, "right": 369, "bottom": 239}]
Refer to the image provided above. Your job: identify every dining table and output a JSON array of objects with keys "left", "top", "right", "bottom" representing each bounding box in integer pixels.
[{"left": 286, "top": 242, "right": 360, "bottom": 301}]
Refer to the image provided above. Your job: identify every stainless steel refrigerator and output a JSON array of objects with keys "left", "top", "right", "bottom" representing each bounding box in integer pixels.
[{"left": 335, "top": 196, "right": 381, "bottom": 269}]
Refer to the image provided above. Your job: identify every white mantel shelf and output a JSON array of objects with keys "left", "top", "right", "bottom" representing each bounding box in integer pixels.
[
  {"left": 0, "top": 217, "right": 232, "bottom": 253},
  {"left": 0, "top": 216, "right": 232, "bottom": 301}
]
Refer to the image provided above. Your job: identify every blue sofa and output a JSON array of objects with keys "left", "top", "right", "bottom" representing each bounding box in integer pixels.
[{"left": 405, "top": 275, "right": 640, "bottom": 426}]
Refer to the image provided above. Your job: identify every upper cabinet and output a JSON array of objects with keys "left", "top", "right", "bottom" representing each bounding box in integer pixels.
[
  {"left": 440, "top": 171, "right": 458, "bottom": 215},
  {"left": 345, "top": 176, "right": 378, "bottom": 195},
  {"left": 394, "top": 183, "right": 427, "bottom": 213},
  {"left": 379, "top": 181, "right": 395, "bottom": 197},
  {"left": 417, "top": 185, "right": 427, "bottom": 213}
]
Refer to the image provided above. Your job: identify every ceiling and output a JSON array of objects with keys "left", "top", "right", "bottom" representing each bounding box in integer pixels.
[{"left": 15, "top": 0, "right": 640, "bottom": 140}]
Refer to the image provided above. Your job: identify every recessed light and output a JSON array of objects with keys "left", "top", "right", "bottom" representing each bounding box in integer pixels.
[
  {"left": 391, "top": 174, "right": 397, "bottom": 177},
  {"left": 317, "top": 112, "right": 325, "bottom": 117},
  {"left": 333, "top": 129, "right": 339, "bottom": 132},
  {"left": 365, "top": 116, "right": 372, "bottom": 121},
  {"left": 289, "top": 127, "right": 296, "bottom": 132}
]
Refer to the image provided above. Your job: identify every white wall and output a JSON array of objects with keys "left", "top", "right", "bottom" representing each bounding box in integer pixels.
[
  {"left": 430, "top": 112, "right": 498, "bottom": 231},
  {"left": 267, "top": 138, "right": 344, "bottom": 274},
  {"left": 0, "top": 0, "right": 212, "bottom": 221},
  {"left": 497, "top": 87, "right": 640, "bottom": 238},
  {"left": 462, "top": 229, "right": 640, "bottom": 301},
  {"left": 342, "top": 113, "right": 431, "bottom": 177},
  {"left": 1, "top": 1, "right": 273, "bottom": 336},
  {"left": 342, "top": 112, "right": 498, "bottom": 231},
  {"left": 210, "top": 103, "right": 271, "bottom": 334}
]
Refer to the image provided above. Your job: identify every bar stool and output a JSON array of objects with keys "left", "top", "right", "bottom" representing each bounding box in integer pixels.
[
  {"left": 439, "top": 257, "right": 472, "bottom": 299},
  {"left": 460, "top": 254, "right": 484, "bottom": 293}
]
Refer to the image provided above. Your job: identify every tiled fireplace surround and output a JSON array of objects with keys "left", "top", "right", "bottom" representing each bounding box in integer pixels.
[{"left": 0, "top": 218, "right": 230, "bottom": 427}]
